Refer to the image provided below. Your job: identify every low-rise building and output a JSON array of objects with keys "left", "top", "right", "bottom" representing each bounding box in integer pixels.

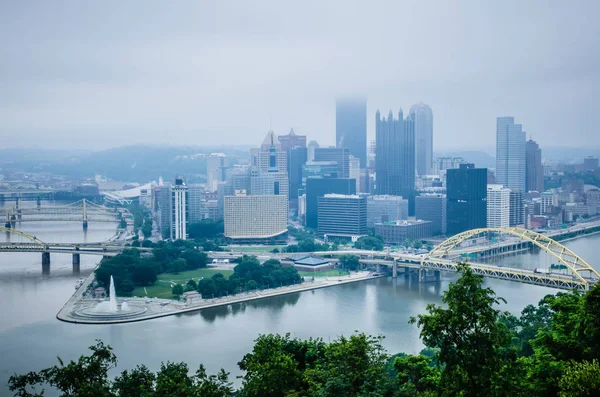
[
  {"left": 366, "top": 195, "right": 408, "bottom": 228},
  {"left": 318, "top": 194, "right": 367, "bottom": 240},
  {"left": 224, "top": 193, "right": 288, "bottom": 244},
  {"left": 415, "top": 194, "right": 446, "bottom": 235},
  {"left": 375, "top": 220, "right": 433, "bottom": 244}
]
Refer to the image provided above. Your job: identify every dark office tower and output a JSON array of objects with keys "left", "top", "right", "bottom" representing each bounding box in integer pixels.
[
  {"left": 314, "top": 147, "right": 350, "bottom": 178},
  {"left": 375, "top": 109, "right": 416, "bottom": 214},
  {"left": 305, "top": 177, "right": 356, "bottom": 229},
  {"left": 336, "top": 98, "right": 367, "bottom": 167},
  {"left": 509, "top": 190, "right": 524, "bottom": 226},
  {"left": 446, "top": 163, "right": 487, "bottom": 235},
  {"left": 278, "top": 128, "right": 307, "bottom": 153},
  {"left": 526, "top": 139, "right": 544, "bottom": 193},
  {"left": 288, "top": 146, "right": 307, "bottom": 201}
]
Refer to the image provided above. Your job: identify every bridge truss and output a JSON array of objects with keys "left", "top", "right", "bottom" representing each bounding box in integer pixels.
[
  {"left": 0, "top": 227, "right": 47, "bottom": 251},
  {"left": 423, "top": 227, "right": 600, "bottom": 291},
  {"left": 4, "top": 199, "right": 123, "bottom": 223}
]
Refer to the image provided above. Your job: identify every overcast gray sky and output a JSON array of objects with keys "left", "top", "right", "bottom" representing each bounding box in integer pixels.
[{"left": 1, "top": 0, "right": 599, "bottom": 151}]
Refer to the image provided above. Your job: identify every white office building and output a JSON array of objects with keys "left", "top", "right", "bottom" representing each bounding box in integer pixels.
[
  {"left": 487, "top": 184, "right": 510, "bottom": 228},
  {"left": 349, "top": 155, "right": 361, "bottom": 193},
  {"left": 170, "top": 178, "right": 189, "bottom": 240},
  {"left": 224, "top": 194, "right": 288, "bottom": 242},
  {"left": 496, "top": 117, "right": 526, "bottom": 192}
]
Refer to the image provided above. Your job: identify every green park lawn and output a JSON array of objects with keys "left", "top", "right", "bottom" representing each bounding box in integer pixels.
[
  {"left": 298, "top": 269, "right": 349, "bottom": 278},
  {"left": 131, "top": 268, "right": 233, "bottom": 299}
]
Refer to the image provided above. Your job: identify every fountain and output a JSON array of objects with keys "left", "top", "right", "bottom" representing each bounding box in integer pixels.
[{"left": 73, "top": 275, "right": 147, "bottom": 321}]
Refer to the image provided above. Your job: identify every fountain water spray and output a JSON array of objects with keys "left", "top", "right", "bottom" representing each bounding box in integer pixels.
[{"left": 109, "top": 276, "right": 118, "bottom": 312}]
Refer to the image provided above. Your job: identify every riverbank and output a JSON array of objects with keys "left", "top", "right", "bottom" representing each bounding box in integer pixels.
[{"left": 57, "top": 270, "right": 381, "bottom": 325}]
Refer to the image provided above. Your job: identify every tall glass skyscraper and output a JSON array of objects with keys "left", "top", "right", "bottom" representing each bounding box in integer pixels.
[
  {"left": 375, "top": 109, "right": 415, "bottom": 214},
  {"left": 409, "top": 103, "right": 433, "bottom": 176},
  {"left": 336, "top": 98, "right": 367, "bottom": 168},
  {"left": 446, "top": 164, "right": 487, "bottom": 235},
  {"left": 496, "top": 117, "right": 526, "bottom": 192}
]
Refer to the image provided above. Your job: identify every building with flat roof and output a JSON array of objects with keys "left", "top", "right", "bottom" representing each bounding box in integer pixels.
[
  {"left": 336, "top": 98, "right": 367, "bottom": 167},
  {"left": 224, "top": 194, "right": 288, "bottom": 243},
  {"left": 446, "top": 163, "right": 487, "bottom": 235},
  {"left": 415, "top": 194, "right": 446, "bottom": 236},
  {"left": 366, "top": 195, "right": 408, "bottom": 228},
  {"left": 375, "top": 220, "right": 433, "bottom": 244},
  {"left": 487, "top": 184, "right": 510, "bottom": 228},
  {"left": 305, "top": 177, "right": 356, "bottom": 228},
  {"left": 317, "top": 194, "right": 367, "bottom": 239},
  {"left": 170, "top": 178, "right": 189, "bottom": 240},
  {"left": 314, "top": 147, "right": 350, "bottom": 178}
]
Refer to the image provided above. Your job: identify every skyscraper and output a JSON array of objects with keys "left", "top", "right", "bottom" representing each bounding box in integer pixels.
[
  {"left": 307, "top": 140, "right": 320, "bottom": 162},
  {"left": 496, "top": 117, "right": 526, "bottom": 192},
  {"left": 410, "top": 103, "right": 433, "bottom": 176},
  {"left": 526, "top": 139, "right": 544, "bottom": 193},
  {"left": 170, "top": 178, "right": 189, "bottom": 240},
  {"left": 336, "top": 98, "right": 367, "bottom": 167},
  {"left": 486, "top": 184, "right": 510, "bottom": 228},
  {"left": 314, "top": 147, "right": 350, "bottom": 178},
  {"left": 206, "top": 153, "right": 228, "bottom": 192},
  {"left": 375, "top": 109, "right": 416, "bottom": 214},
  {"left": 278, "top": 128, "right": 306, "bottom": 153},
  {"left": 446, "top": 163, "right": 487, "bottom": 235},
  {"left": 288, "top": 146, "right": 307, "bottom": 201}
]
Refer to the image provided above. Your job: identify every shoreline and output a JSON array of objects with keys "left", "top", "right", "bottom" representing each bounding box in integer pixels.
[{"left": 57, "top": 271, "right": 382, "bottom": 325}]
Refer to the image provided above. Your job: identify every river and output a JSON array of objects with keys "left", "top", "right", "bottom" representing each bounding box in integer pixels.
[{"left": 0, "top": 201, "right": 598, "bottom": 394}]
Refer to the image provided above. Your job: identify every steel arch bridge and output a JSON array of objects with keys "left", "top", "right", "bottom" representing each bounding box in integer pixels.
[
  {"left": 0, "top": 226, "right": 47, "bottom": 250},
  {"left": 423, "top": 227, "right": 600, "bottom": 291}
]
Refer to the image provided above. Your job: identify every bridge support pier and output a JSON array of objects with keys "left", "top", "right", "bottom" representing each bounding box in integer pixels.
[
  {"left": 82, "top": 221, "right": 88, "bottom": 229},
  {"left": 4, "top": 222, "right": 10, "bottom": 229},
  {"left": 73, "top": 253, "right": 80, "bottom": 266},
  {"left": 434, "top": 270, "right": 440, "bottom": 281},
  {"left": 41, "top": 252, "right": 50, "bottom": 266},
  {"left": 404, "top": 267, "right": 410, "bottom": 278},
  {"left": 376, "top": 264, "right": 381, "bottom": 274},
  {"left": 392, "top": 261, "right": 397, "bottom": 278}
]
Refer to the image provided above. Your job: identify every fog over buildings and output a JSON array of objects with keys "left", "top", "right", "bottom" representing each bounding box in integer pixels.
[{"left": 1, "top": 1, "right": 599, "bottom": 150}]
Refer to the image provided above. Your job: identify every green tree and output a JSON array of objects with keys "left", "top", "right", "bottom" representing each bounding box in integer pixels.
[
  {"left": 338, "top": 254, "right": 360, "bottom": 271},
  {"left": 410, "top": 263, "right": 517, "bottom": 397},
  {"left": 188, "top": 220, "right": 224, "bottom": 239},
  {"left": 558, "top": 359, "right": 600, "bottom": 397},
  {"left": 113, "top": 365, "right": 156, "bottom": 397},
  {"left": 172, "top": 284, "right": 184, "bottom": 298},
  {"left": 141, "top": 239, "right": 154, "bottom": 248},
  {"left": 394, "top": 354, "right": 441, "bottom": 396},
  {"left": 354, "top": 236, "right": 384, "bottom": 251},
  {"left": 8, "top": 340, "right": 117, "bottom": 397},
  {"left": 132, "top": 262, "right": 157, "bottom": 286}
]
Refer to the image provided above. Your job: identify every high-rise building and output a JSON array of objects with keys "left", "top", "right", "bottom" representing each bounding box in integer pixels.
[
  {"left": 307, "top": 140, "right": 320, "bottom": 162},
  {"left": 305, "top": 178, "right": 356, "bottom": 228},
  {"left": 496, "top": 117, "right": 526, "bottom": 192},
  {"left": 349, "top": 155, "right": 361, "bottom": 193},
  {"left": 251, "top": 130, "right": 289, "bottom": 199},
  {"left": 366, "top": 195, "right": 408, "bottom": 228},
  {"left": 288, "top": 146, "right": 307, "bottom": 201},
  {"left": 526, "top": 139, "right": 544, "bottom": 193},
  {"left": 278, "top": 128, "right": 306, "bottom": 153},
  {"left": 509, "top": 190, "right": 524, "bottom": 226},
  {"left": 318, "top": 194, "right": 367, "bottom": 238},
  {"left": 224, "top": 193, "right": 288, "bottom": 243},
  {"left": 314, "top": 147, "right": 350, "bottom": 178},
  {"left": 487, "top": 184, "right": 510, "bottom": 228},
  {"left": 415, "top": 194, "right": 447, "bottom": 236},
  {"left": 410, "top": 103, "right": 433, "bottom": 176},
  {"left": 206, "top": 153, "right": 229, "bottom": 192},
  {"left": 170, "top": 178, "right": 189, "bottom": 240},
  {"left": 583, "top": 156, "right": 599, "bottom": 172},
  {"left": 336, "top": 98, "right": 367, "bottom": 167},
  {"left": 432, "top": 157, "right": 464, "bottom": 177},
  {"left": 187, "top": 184, "right": 204, "bottom": 224},
  {"left": 375, "top": 109, "right": 416, "bottom": 214},
  {"left": 302, "top": 161, "right": 339, "bottom": 183},
  {"left": 446, "top": 164, "right": 487, "bottom": 235}
]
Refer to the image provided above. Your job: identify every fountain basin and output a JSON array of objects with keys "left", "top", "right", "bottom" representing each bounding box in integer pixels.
[{"left": 73, "top": 302, "right": 147, "bottom": 320}]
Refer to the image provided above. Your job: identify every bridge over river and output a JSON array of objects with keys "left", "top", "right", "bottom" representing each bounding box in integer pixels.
[{"left": 2, "top": 226, "right": 599, "bottom": 291}]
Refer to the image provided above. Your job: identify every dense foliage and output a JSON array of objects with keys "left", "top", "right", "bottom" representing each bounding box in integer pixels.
[
  {"left": 95, "top": 242, "right": 208, "bottom": 295},
  {"left": 354, "top": 235, "right": 384, "bottom": 251},
  {"left": 13, "top": 264, "right": 600, "bottom": 396},
  {"left": 175, "top": 258, "right": 303, "bottom": 299}
]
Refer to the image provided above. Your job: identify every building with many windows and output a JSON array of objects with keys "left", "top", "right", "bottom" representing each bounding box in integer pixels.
[
  {"left": 526, "top": 139, "right": 544, "bottom": 193},
  {"left": 170, "top": 178, "right": 189, "bottom": 240},
  {"left": 446, "top": 164, "right": 487, "bottom": 235},
  {"left": 305, "top": 177, "right": 356, "bottom": 228},
  {"left": 336, "top": 98, "right": 367, "bottom": 167},
  {"left": 314, "top": 147, "right": 349, "bottom": 179},
  {"left": 409, "top": 103, "right": 433, "bottom": 176},
  {"left": 375, "top": 109, "right": 416, "bottom": 214},
  {"left": 366, "top": 195, "right": 408, "bottom": 228},
  {"left": 375, "top": 220, "right": 433, "bottom": 244},
  {"left": 487, "top": 184, "right": 510, "bottom": 228},
  {"left": 509, "top": 190, "right": 524, "bottom": 226},
  {"left": 415, "top": 194, "right": 447, "bottom": 236},
  {"left": 496, "top": 117, "right": 526, "bottom": 192},
  {"left": 224, "top": 193, "right": 288, "bottom": 243},
  {"left": 206, "top": 153, "right": 228, "bottom": 192},
  {"left": 317, "top": 194, "right": 367, "bottom": 239}
]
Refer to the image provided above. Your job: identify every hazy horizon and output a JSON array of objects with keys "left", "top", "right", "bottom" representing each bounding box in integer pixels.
[{"left": 2, "top": 1, "right": 599, "bottom": 151}]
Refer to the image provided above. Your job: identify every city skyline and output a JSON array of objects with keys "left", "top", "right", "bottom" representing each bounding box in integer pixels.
[{"left": 1, "top": 2, "right": 599, "bottom": 151}]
